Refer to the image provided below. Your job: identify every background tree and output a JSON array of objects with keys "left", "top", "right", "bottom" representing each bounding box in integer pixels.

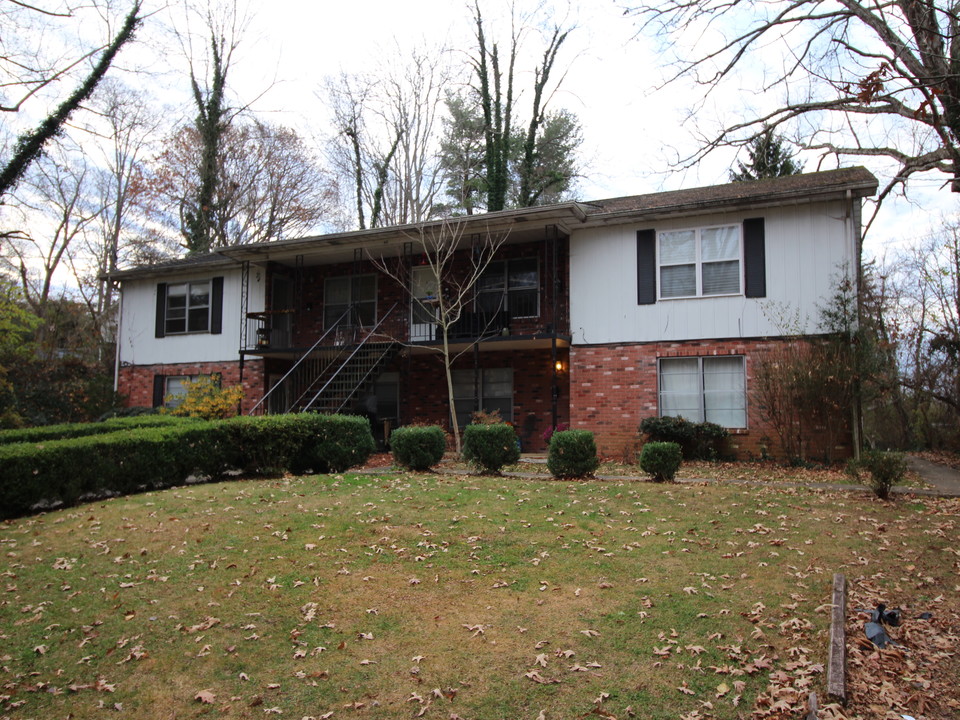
[
  {"left": 625, "top": 0, "right": 960, "bottom": 219},
  {"left": 467, "top": 0, "right": 578, "bottom": 212},
  {"left": 3, "top": 140, "right": 103, "bottom": 345},
  {"left": 149, "top": 119, "right": 339, "bottom": 248},
  {"left": 729, "top": 126, "right": 803, "bottom": 182},
  {"left": 0, "top": 0, "right": 143, "bottom": 199},
  {"left": 881, "top": 222, "right": 960, "bottom": 448},
  {"left": 323, "top": 47, "right": 449, "bottom": 229},
  {"left": 174, "top": 0, "right": 250, "bottom": 253}
]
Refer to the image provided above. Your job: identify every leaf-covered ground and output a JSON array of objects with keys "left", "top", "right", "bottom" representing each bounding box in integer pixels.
[{"left": 0, "top": 473, "right": 956, "bottom": 719}]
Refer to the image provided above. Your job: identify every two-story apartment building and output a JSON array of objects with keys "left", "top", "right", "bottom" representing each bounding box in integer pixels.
[{"left": 112, "top": 167, "right": 877, "bottom": 456}]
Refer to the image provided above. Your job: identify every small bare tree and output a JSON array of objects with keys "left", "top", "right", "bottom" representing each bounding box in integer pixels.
[{"left": 369, "top": 219, "right": 509, "bottom": 452}]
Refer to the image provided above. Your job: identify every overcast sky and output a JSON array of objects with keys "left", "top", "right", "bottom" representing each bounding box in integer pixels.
[{"left": 125, "top": 0, "right": 960, "bottom": 256}]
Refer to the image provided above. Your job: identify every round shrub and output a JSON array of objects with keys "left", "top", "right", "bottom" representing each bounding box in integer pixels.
[
  {"left": 390, "top": 425, "right": 447, "bottom": 471},
  {"left": 462, "top": 423, "right": 520, "bottom": 474},
  {"left": 639, "top": 441, "right": 682, "bottom": 482},
  {"left": 858, "top": 449, "right": 907, "bottom": 500},
  {"left": 547, "top": 429, "right": 599, "bottom": 478}
]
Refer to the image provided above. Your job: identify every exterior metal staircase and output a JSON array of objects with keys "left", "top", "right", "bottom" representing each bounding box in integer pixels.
[{"left": 251, "top": 303, "right": 399, "bottom": 416}]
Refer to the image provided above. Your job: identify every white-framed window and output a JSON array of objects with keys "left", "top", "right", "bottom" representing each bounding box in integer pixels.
[
  {"left": 324, "top": 274, "right": 377, "bottom": 328},
  {"left": 658, "top": 225, "right": 741, "bottom": 299},
  {"left": 165, "top": 281, "right": 210, "bottom": 334},
  {"left": 658, "top": 356, "right": 746, "bottom": 428},
  {"left": 477, "top": 259, "right": 539, "bottom": 317},
  {"left": 452, "top": 367, "right": 514, "bottom": 429},
  {"left": 163, "top": 374, "right": 202, "bottom": 409}
]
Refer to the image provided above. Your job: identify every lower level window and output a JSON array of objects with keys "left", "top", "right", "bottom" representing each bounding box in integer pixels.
[
  {"left": 658, "top": 356, "right": 746, "bottom": 427},
  {"left": 164, "top": 374, "right": 203, "bottom": 409},
  {"left": 452, "top": 367, "right": 513, "bottom": 429}
]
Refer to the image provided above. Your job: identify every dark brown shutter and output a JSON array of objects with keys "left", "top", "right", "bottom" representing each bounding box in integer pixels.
[
  {"left": 210, "top": 276, "right": 224, "bottom": 334},
  {"left": 743, "top": 218, "right": 766, "bottom": 298},
  {"left": 155, "top": 283, "right": 167, "bottom": 338},
  {"left": 152, "top": 375, "right": 165, "bottom": 407},
  {"left": 636, "top": 229, "right": 656, "bottom": 305}
]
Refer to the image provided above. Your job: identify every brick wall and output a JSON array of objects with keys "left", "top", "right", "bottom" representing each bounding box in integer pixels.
[
  {"left": 118, "top": 359, "right": 265, "bottom": 415},
  {"left": 399, "top": 347, "right": 569, "bottom": 452},
  {"left": 570, "top": 338, "right": 854, "bottom": 461}
]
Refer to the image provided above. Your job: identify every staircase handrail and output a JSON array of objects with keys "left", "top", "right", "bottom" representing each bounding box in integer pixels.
[
  {"left": 302, "top": 302, "right": 398, "bottom": 413},
  {"left": 249, "top": 304, "right": 354, "bottom": 415}
]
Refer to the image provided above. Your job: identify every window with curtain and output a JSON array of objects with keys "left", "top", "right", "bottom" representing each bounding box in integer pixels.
[
  {"left": 477, "top": 259, "right": 539, "bottom": 317},
  {"left": 658, "top": 356, "right": 746, "bottom": 427},
  {"left": 452, "top": 367, "right": 514, "bottom": 429},
  {"left": 324, "top": 275, "right": 377, "bottom": 328},
  {"left": 659, "top": 225, "right": 741, "bottom": 299}
]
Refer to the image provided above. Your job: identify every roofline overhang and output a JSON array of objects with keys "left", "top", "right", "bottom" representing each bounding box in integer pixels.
[
  {"left": 108, "top": 168, "right": 878, "bottom": 282},
  {"left": 215, "top": 203, "right": 588, "bottom": 264},
  {"left": 575, "top": 176, "right": 878, "bottom": 227}
]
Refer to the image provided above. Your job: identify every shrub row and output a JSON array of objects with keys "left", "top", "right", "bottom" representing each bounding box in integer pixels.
[
  {"left": 0, "top": 414, "right": 375, "bottom": 519},
  {"left": 0, "top": 414, "right": 200, "bottom": 446},
  {"left": 639, "top": 416, "right": 728, "bottom": 460}
]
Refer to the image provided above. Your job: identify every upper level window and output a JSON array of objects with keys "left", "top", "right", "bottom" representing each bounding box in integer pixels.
[
  {"left": 324, "top": 275, "right": 377, "bottom": 328},
  {"left": 165, "top": 281, "right": 210, "bottom": 334},
  {"left": 659, "top": 225, "right": 741, "bottom": 299},
  {"left": 477, "top": 259, "right": 539, "bottom": 317}
]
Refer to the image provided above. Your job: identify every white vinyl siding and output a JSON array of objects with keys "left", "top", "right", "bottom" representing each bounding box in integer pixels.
[
  {"left": 569, "top": 201, "right": 856, "bottom": 345},
  {"left": 658, "top": 356, "right": 746, "bottom": 428}
]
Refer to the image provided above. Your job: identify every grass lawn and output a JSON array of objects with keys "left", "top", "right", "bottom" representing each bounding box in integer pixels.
[{"left": 1, "top": 471, "right": 957, "bottom": 720}]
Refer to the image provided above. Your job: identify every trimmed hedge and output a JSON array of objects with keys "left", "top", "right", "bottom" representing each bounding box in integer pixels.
[
  {"left": 639, "top": 441, "right": 682, "bottom": 482},
  {"left": 547, "top": 430, "right": 599, "bottom": 479},
  {"left": 0, "top": 413, "right": 375, "bottom": 519},
  {"left": 0, "top": 415, "right": 200, "bottom": 446},
  {"left": 390, "top": 425, "right": 447, "bottom": 471},
  {"left": 462, "top": 423, "right": 520, "bottom": 474},
  {"left": 639, "top": 416, "right": 728, "bottom": 460}
]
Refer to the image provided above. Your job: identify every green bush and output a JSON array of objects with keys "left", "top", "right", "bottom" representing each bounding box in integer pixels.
[
  {"left": 0, "top": 414, "right": 376, "bottom": 519},
  {"left": 290, "top": 414, "right": 376, "bottom": 474},
  {"left": 639, "top": 441, "right": 683, "bottom": 482},
  {"left": 547, "top": 429, "right": 599, "bottom": 478},
  {"left": 390, "top": 425, "right": 447, "bottom": 470},
  {"left": 0, "top": 414, "right": 197, "bottom": 445},
  {"left": 463, "top": 423, "right": 520, "bottom": 474},
  {"left": 0, "top": 421, "right": 229, "bottom": 518},
  {"left": 639, "top": 416, "right": 728, "bottom": 460},
  {"left": 851, "top": 450, "right": 907, "bottom": 500}
]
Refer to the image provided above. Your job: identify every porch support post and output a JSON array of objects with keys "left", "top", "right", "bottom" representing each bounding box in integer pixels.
[{"left": 551, "top": 330, "right": 558, "bottom": 432}]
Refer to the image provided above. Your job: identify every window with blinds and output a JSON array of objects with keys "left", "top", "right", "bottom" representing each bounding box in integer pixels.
[
  {"left": 658, "top": 225, "right": 741, "bottom": 299},
  {"left": 658, "top": 356, "right": 746, "bottom": 428}
]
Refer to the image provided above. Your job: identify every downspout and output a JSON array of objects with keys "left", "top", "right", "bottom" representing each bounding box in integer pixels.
[
  {"left": 113, "top": 282, "right": 123, "bottom": 392},
  {"left": 848, "top": 188, "right": 862, "bottom": 459}
]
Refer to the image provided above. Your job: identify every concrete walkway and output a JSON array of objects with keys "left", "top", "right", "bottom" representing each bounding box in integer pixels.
[{"left": 906, "top": 455, "right": 960, "bottom": 497}]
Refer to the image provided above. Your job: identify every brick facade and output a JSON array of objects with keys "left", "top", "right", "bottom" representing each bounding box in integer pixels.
[
  {"left": 570, "top": 338, "right": 853, "bottom": 461},
  {"left": 399, "top": 347, "right": 569, "bottom": 452},
  {"left": 118, "top": 359, "right": 265, "bottom": 415}
]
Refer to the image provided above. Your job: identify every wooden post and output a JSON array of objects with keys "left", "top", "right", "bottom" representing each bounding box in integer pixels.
[{"left": 827, "top": 573, "right": 847, "bottom": 704}]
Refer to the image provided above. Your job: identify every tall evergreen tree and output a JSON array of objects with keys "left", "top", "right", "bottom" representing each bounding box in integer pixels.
[{"left": 729, "top": 127, "right": 803, "bottom": 182}]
